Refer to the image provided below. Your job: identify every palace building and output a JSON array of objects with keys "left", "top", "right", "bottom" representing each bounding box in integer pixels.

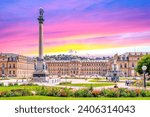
[
  {"left": 0, "top": 53, "right": 34, "bottom": 78},
  {"left": 47, "top": 59, "right": 109, "bottom": 77},
  {"left": 113, "top": 52, "right": 150, "bottom": 77},
  {"left": 0, "top": 52, "right": 149, "bottom": 78}
]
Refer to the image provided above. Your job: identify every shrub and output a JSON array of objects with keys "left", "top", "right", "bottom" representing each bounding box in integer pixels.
[
  {"left": 111, "top": 88, "right": 120, "bottom": 97},
  {"left": 129, "top": 90, "right": 137, "bottom": 97},
  {"left": 94, "top": 78, "right": 103, "bottom": 80},
  {"left": 14, "top": 83, "right": 19, "bottom": 86},
  {"left": 47, "top": 87, "right": 61, "bottom": 97},
  {"left": 100, "top": 89, "right": 111, "bottom": 97},
  {"left": 59, "top": 82, "right": 71, "bottom": 85},
  {"left": 0, "top": 91, "right": 15, "bottom": 97},
  {"left": 48, "top": 87, "right": 60, "bottom": 96},
  {"left": 0, "top": 91, "right": 7, "bottom": 97},
  {"left": 26, "top": 83, "right": 38, "bottom": 86},
  {"left": 11, "top": 91, "right": 22, "bottom": 97},
  {"left": 10, "top": 89, "right": 32, "bottom": 97},
  {"left": 88, "top": 84, "right": 93, "bottom": 91},
  {"left": 101, "top": 89, "right": 120, "bottom": 97},
  {"left": 146, "top": 82, "right": 150, "bottom": 86},
  {"left": 0, "top": 83, "right": 4, "bottom": 86},
  {"left": 20, "top": 89, "right": 32, "bottom": 96},
  {"left": 36, "top": 86, "right": 49, "bottom": 96},
  {"left": 115, "top": 88, "right": 130, "bottom": 97},
  {"left": 91, "top": 90, "right": 101, "bottom": 97},
  {"left": 0, "top": 89, "right": 32, "bottom": 97},
  {"left": 134, "top": 80, "right": 143, "bottom": 87},
  {"left": 119, "top": 88, "right": 126, "bottom": 96},
  {"left": 74, "top": 89, "right": 92, "bottom": 97},
  {"left": 8, "top": 83, "right": 14, "bottom": 86},
  {"left": 145, "top": 90, "right": 150, "bottom": 97},
  {"left": 20, "top": 83, "right": 38, "bottom": 86},
  {"left": 5, "top": 91, "right": 12, "bottom": 97},
  {"left": 36, "top": 87, "right": 62, "bottom": 97},
  {"left": 140, "top": 90, "right": 147, "bottom": 97},
  {"left": 1, "top": 86, "right": 150, "bottom": 98},
  {"left": 59, "top": 88, "right": 74, "bottom": 97},
  {"left": 135, "top": 89, "right": 141, "bottom": 97}
]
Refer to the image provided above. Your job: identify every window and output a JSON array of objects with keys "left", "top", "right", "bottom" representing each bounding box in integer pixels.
[
  {"left": 2, "top": 64, "right": 5, "bottom": 68},
  {"left": 9, "top": 64, "right": 11, "bottom": 68},
  {"left": 124, "top": 63, "right": 127, "bottom": 68},
  {"left": 13, "top": 64, "right": 15, "bottom": 68},
  {"left": 120, "top": 64, "right": 123, "bottom": 68},
  {"left": 9, "top": 71, "right": 11, "bottom": 74},
  {"left": 13, "top": 58, "right": 16, "bottom": 61},
  {"left": 132, "top": 63, "right": 134, "bottom": 68},
  {"left": 13, "top": 71, "right": 15, "bottom": 74},
  {"left": 124, "top": 72, "right": 127, "bottom": 77}
]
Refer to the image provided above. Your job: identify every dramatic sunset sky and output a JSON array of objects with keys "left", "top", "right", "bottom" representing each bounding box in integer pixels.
[{"left": 0, "top": 0, "right": 150, "bottom": 56}]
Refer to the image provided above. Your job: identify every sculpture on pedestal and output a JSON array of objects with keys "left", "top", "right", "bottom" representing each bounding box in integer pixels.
[{"left": 33, "top": 8, "right": 49, "bottom": 82}]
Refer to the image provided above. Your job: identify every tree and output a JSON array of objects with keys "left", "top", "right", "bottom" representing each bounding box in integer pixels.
[{"left": 135, "top": 54, "right": 150, "bottom": 75}]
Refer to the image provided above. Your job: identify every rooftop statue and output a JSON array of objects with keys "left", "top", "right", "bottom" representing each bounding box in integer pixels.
[{"left": 39, "top": 7, "right": 44, "bottom": 17}]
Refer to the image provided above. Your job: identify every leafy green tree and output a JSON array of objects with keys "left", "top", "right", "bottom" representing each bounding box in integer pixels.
[{"left": 135, "top": 55, "right": 150, "bottom": 75}]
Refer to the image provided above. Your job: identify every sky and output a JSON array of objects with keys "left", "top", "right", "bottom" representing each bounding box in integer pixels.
[{"left": 0, "top": 0, "right": 150, "bottom": 57}]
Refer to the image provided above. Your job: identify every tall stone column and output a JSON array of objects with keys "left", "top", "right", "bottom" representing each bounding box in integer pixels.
[{"left": 38, "top": 8, "right": 44, "bottom": 60}]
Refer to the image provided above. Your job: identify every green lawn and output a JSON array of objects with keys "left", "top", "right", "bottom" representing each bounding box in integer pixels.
[
  {"left": 59, "top": 83, "right": 114, "bottom": 87},
  {"left": 88, "top": 79, "right": 126, "bottom": 83},
  {"left": 0, "top": 96, "right": 150, "bottom": 100},
  {"left": 0, "top": 86, "right": 39, "bottom": 91},
  {"left": 88, "top": 79, "right": 105, "bottom": 82}
]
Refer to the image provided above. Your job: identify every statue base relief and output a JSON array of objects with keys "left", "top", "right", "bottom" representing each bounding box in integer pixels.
[{"left": 33, "top": 60, "right": 49, "bottom": 82}]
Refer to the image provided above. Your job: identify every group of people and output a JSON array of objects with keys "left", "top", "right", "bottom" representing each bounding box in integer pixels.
[{"left": 125, "top": 79, "right": 131, "bottom": 86}]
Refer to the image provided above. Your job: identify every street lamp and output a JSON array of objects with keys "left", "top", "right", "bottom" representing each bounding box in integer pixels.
[
  {"left": 65, "top": 74, "right": 67, "bottom": 83},
  {"left": 142, "top": 66, "right": 147, "bottom": 89}
]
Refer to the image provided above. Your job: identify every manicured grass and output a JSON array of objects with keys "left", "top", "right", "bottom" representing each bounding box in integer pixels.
[
  {"left": 147, "top": 82, "right": 150, "bottom": 86},
  {"left": 59, "top": 83, "right": 114, "bottom": 87},
  {"left": 0, "top": 78, "right": 10, "bottom": 80},
  {"left": 88, "top": 77, "right": 136, "bottom": 83},
  {"left": 88, "top": 79, "right": 105, "bottom": 82},
  {"left": 0, "top": 86, "right": 39, "bottom": 91},
  {"left": 88, "top": 79, "right": 126, "bottom": 83},
  {"left": 0, "top": 96, "right": 150, "bottom": 100}
]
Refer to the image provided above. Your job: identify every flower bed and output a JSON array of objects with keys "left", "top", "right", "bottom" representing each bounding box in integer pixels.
[
  {"left": 1, "top": 86, "right": 150, "bottom": 98},
  {"left": 34, "top": 87, "right": 150, "bottom": 97},
  {"left": 0, "top": 89, "right": 32, "bottom": 97}
]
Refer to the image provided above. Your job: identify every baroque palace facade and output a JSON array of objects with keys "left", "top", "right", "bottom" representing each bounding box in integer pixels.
[
  {"left": 112, "top": 52, "right": 150, "bottom": 77},
  {"left": 0, "top": 53, "right": 34, "bottom": 78},
  {"left": 47, "top": 60, "right": 109, "bottom": 77},
  {"left": 0, "top": 52, "right": 149, "bottom": 78}
]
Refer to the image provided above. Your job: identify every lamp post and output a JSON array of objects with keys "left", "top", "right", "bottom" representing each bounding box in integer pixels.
[
  {"left": 113, "top": 60, "right": 117, "bottom": 82},
  {"left": 142, "top": 66, "right": 147, "bottom": 89},
  {"left": 65, "top": 74, "right": 67, "bottom": 83}
]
